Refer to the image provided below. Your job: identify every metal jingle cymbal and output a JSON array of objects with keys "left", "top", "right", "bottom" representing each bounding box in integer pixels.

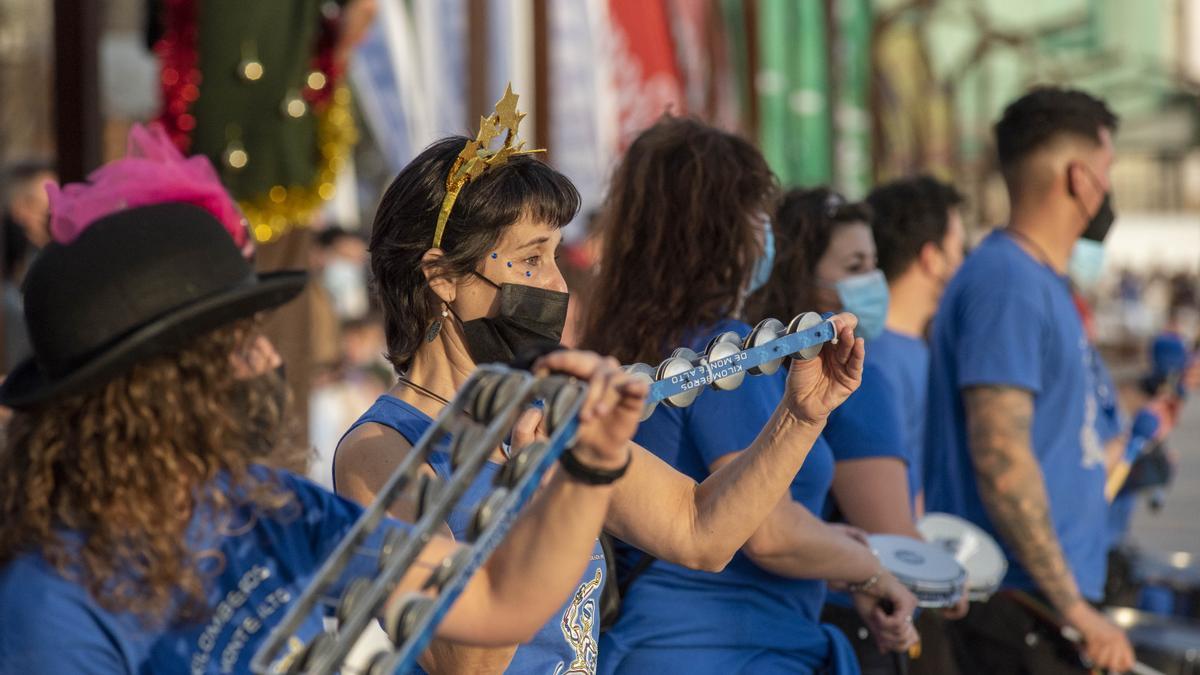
[
  {"left": 786, "top": 311, "right": 824, "bottom": 361},
  {"left": 704, "top": 331, "right": 747, "bottom": 391},
  {"left": 743, "top": 317, "right": 786, "bottom": 374},
  {"left": 468, "top": 487, "right": 511, "bottom": 541},
  {"left": 336, "top": 577, "right": 373, "bottom": 626},
  {"left": 545, "top": 379, "right": 584, "bottom": 437},
  {"left": 384, "top": 593, "right": 434, "bottom": 647},
  {"left": 623, "top": 363, "right": 659, "bottom": 421},
  {"left": 655, "top": 354, "right": 703, "bottom": 408}
]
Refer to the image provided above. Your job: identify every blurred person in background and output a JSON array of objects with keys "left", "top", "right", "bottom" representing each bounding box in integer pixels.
[
  {"left": 592, "top": 119, "right": 916, "bottom": 675},
  {"left": 307, "top": 226, "right": 386, "bottom": 490},
  {"left": 923, "top": 86, "right": 1134, "bottom": 673},
  {"left": 309, "top": 226, "right": 371, "bottom": 373},
  {"left": 747, "top": 187, "right": 941, "bottom": 674},
  {"left": 314, "top": 226, "right": 371, "bottom": 322},
  {"left": 865, "top": 175, "right": 966, "bottom": 516},
  {"left": 1, "top": 161, "right": 55, "bottom": 253},
  {"left": 1, "top": 160, "right": 56, "bottom": 371},
  {"left": 309, "top": 313, "right": 392, "bottom": 491},
  {"left": 864, "top": 175, "right": 967, "bottom": 675},
  {"left": 558, "top": 210, "right": 603, "bottom": 347}
]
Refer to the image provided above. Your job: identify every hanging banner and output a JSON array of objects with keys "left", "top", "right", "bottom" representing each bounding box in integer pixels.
[
  {"left": 549, "top": 0, "right": 612, "bottom": 235},
  {"left": 790, "top": 0, "right": 831, "bottom": 186},
  {"left": 604, "top": 0, "right": 686, "bottom": 148},
  {"left": 756, "top": 0, "right": 792, "bottom": 183},
  {"left": 832, "top": 0, "right": 872, "bottom": 197}
]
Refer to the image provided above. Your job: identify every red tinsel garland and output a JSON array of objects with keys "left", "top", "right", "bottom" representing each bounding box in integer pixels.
[{"left": 154, "top": 0, "right": 201, "bottom": 151}]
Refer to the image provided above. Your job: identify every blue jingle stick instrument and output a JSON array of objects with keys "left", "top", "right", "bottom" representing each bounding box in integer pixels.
[
  {"left": 251, "top": 365, "right": 587, "bottom": 675},
  {"left": 624, "top": 312, "right": 838, "bottom": 419}
]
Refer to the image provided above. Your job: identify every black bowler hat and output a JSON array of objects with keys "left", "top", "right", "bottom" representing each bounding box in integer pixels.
[{"left": 0, "top": 202, "right": 307, "bottom": 407}]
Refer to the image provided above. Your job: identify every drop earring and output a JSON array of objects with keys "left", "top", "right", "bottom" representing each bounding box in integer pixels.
[{"left": 425, "top": 305, "right": 450, "bottom": 342}]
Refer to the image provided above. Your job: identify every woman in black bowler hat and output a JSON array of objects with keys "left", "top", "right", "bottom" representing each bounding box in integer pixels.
[{"left": 0, "top": 136, "right": 646, "bottom": 673}]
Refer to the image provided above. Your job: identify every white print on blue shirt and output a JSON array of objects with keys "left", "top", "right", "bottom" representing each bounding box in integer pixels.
[
  {"left": 1079, "top": 334, "right": 1106, "bottom": 469},
  {"left": 189, "top": 564, "right": 301, "bottom": 675}
]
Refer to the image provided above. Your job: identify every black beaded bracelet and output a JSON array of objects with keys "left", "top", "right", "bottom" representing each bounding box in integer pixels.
[{"left": 558, "top": 448, "right": 631, "bottom": 485}]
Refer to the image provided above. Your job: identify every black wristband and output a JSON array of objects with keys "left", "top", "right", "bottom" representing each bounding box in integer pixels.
[{"left": 558, "top": 447, "right": 631, "bottom": 485}]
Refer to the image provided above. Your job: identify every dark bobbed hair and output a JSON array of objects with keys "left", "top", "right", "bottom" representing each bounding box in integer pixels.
[
  {"left": 867, "top": 175, "right": 964, "bottom": 281},
  {"left": 370, "top": 136, "right": 580, "bottom": 371},
  {"left": 995, "top": 86, "right": 1119, "bottom": 175},
  {"left": 745, "top": 187, "right": 873, "bottom": 322},
  {"left": 581, "top": 116, "right": 778, "bottom": 365}
]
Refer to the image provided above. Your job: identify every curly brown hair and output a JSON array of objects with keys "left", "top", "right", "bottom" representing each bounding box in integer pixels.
[
  {"left": 0, "top": 320, "right": 302, "bottom": 624},
  {"left": 582, "top": 116, "right": 778, "bottom": 364}
]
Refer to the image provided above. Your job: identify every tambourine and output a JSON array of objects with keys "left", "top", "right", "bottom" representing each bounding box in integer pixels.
[
  {"left": 917, "top": 512, "right": 1007, "bottom": 602},
  {"left": 868, "top": 533, "right": 967, "bottom": 608},
  {"left": 623, "top": 312, "right": 838, "bottom": 420},
  {"left": 251, "top": 365, "right": 587, "bottom": 675}
]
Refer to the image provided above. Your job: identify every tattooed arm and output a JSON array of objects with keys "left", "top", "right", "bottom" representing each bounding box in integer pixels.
[
  {"left": 964, "top": 385, "right": 1133, "bottom": 670},
  {"left": 963, "top": 385, "right": 1079, "bottom": 611}
]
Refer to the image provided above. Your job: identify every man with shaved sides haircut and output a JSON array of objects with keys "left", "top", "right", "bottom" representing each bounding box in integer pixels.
[{"left": 923, "top": 87, "right": 1134, "bottom": 673}]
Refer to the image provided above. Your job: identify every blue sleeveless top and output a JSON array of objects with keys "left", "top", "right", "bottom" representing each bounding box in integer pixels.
[{"left": 341, "top": 395, "right": 606, "bottom": 674}]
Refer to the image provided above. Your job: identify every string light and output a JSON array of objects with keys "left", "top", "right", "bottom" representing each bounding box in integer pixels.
[
  {"left": 155, "top": 0, "right": 354, "bottom": 244},
  {"left": 241, "top": 84, "right": 358, "bottom": 243}
]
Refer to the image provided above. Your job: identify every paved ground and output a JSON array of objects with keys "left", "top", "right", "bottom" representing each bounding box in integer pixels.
[{"left": 1128, "top": 394, "right": 1200, "bottom": 557}]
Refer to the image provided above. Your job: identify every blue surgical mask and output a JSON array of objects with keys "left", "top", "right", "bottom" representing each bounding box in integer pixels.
[
  {"left": 1068, "top": 239, "right": 1106, "bottom": 289},
  {"left": 747, "top": 220, "right": 775, "bottom": 296},
  {"left": 834, "top": 269, "right": 889, "bottom": 339}
]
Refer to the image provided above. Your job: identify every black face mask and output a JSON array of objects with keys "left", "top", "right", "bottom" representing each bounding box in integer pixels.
[
  {"left": 1069, "top": 165, "right": 1116, "bottom": 242},
  {"left": 455, "top": 274, "right": 569, "bottom": 365},
  {"left": 231, "top": 363, "right": 289, "bottom": 455},
  {"left": 1081, "top": 192, "right": 1115, "bottom": 242}
]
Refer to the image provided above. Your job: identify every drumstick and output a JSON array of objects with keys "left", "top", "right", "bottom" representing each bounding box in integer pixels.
[{"left": 1002, "top": 590, "right": 1165, "bottom": 675}]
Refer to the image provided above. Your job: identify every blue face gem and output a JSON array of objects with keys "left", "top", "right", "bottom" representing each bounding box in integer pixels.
[
  {"left": 525, "top": 271, "right": 532, "bottom": 277},
  {"left": 506, "top": 261, "right": 513, "bottom": 268},
  {"left": 490, "top": 252, "right": 498, "bottom": 259}
]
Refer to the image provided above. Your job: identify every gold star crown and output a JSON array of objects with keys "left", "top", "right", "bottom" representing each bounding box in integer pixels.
[{"left": 432, "top": 83, "right": 545, "bottom": 248}]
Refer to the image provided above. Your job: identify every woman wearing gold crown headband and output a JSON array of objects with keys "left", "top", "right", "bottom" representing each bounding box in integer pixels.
[
  {"left": 335, "top": 88, "right": 866, "bottom": 673},
  {"left": 584, "top": 117, "right": 918, "bottom": 675}
]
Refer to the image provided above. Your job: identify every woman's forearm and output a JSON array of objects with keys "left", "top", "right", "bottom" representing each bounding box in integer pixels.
[
  {"left": 606, "top": 406, "right": 825, "bottom": 571},
  {"left": 741, "top": 498, "right": 880, "bottom": 582},
  {"left": 438, "top": 469, "right": 614, "bottom": 645}
]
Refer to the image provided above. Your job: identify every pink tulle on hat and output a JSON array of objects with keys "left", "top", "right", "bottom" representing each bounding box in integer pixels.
[{"left": 46, "top": 123, "right": 253, "bottom": 256}]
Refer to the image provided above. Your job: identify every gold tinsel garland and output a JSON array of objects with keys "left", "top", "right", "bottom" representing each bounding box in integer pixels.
[{"left": 241, "top": 84, "right": 358, "bottom": 243}]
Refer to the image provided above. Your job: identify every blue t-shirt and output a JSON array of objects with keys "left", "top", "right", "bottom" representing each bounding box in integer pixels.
[
  {"left": 600, "top": 319, "right": 847, "bottom": 675},
  {"left": 820, "top": 359, "right": 908, "bottom": 610},
  {"left": 822, "top": 359, "right": 911, "bottom": 513},
  {"left": 0, "top": 467, "right": 394, "bottom": 674},
  {"left": 924, "top": 229, "right": 1108, "bottom": 600},
  {"left": 343, "top": 395, "right": 607, "bottom": 675},
  {"left": 867, "top": 328, "right": 930, "bottom": 498}
]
